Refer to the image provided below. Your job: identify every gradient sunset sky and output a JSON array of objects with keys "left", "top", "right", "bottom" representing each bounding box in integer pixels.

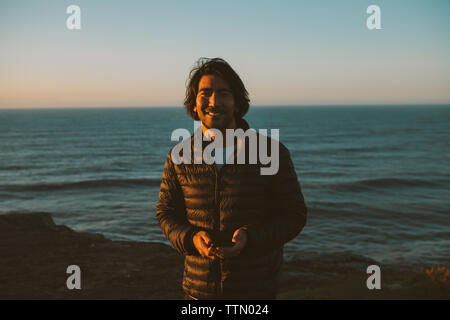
[{"left": 1, "top": 0, "right": 449, "bottom": 108}]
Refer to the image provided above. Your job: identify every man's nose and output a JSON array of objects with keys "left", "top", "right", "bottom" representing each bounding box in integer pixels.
[{"left": 209, "top": 92, "right": 221, "bottom": 107}]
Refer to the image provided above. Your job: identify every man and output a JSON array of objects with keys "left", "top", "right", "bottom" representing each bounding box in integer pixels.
[{"left": 156, "top": 57, "right": 307, "bottom": 299}]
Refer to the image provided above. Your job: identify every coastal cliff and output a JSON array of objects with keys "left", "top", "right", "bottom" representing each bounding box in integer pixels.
[{"left": 1, "top": 213, "right": 448, "bottom": 299}]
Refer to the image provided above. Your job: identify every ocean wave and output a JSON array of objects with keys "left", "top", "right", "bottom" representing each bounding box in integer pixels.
[
  {"left": 360, "top": 178, "right": 441, "bottom": 187},
  {"left": 328, "top": 177, "right": 445, "bottom": 192},
  {"left": 0, "top": 178, "right": 162, "bottom": 192},
  {"left": 0, "top": 165, "right": 36, "bottom": 170},
  {"left": 291, "top": 145, "right": 404, "bottom": 156}
]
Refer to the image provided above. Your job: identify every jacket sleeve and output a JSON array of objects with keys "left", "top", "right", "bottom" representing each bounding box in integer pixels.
[
  {"left": 156, "top": 151, "right": 199, "bottom": 256},
  {"left": 241, "top": 144, "right": 307, "bottom": 255}
]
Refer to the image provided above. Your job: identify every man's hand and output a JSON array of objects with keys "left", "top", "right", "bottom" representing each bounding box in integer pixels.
[
  {"left": 193, "top": 231, "right": 219, "bottom": 260},
  {"left": 215, "top": 228, "right": 248, "bottom": 259}
]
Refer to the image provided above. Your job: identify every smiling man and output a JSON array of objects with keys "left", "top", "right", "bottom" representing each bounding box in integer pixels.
[{"left": 156, "top": 57, "right": 307, "bottom": 300}]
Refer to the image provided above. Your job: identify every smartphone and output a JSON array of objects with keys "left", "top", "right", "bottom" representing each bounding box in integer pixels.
[{"left": 211, "top": 240, "right": 234, "bottom": 247}]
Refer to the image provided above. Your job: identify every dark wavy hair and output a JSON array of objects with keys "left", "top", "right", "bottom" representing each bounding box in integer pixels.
[{"left": 184, "top": 57, "right": 250, "bottom": 121}]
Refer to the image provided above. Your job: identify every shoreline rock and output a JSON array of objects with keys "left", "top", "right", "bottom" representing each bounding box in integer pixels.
[
  {"left": 0, "top": 212, "right": 184, "bottom": 299},
  {"left": 1, "top": 213, "right": 448, "bottom": 299}
]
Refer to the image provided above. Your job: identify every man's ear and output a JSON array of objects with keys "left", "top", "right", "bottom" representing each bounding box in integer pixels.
[{"left": 193, "top": 106, "right": 197, "bottom": 112}]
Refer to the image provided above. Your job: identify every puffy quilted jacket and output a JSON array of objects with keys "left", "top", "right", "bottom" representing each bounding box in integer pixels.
[{"left": 156, "top": 118, "right": 307, "bottom": 299}]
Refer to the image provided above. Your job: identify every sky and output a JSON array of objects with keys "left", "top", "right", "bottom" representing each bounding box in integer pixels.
[{"left": 1, "top": 0, "right": 449, "bottom": 108}]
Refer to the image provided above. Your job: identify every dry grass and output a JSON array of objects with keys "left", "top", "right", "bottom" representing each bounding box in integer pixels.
[{"left": 423, "top": 266, "right": 450, "bottom": 286}]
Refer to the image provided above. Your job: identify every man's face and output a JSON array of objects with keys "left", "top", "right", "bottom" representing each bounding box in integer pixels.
[{"left": 195, "top": 74, "right": 237, "bottom": 131}]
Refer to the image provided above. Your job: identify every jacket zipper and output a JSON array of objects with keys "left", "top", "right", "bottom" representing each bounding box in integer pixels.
[{"left": 214, "top": 165, "right": 222, "bottom": 296}]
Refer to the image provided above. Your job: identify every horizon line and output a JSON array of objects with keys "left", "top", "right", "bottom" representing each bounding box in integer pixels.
[{"left": 1, "top": 103, "right": 450, "bottom": 111}]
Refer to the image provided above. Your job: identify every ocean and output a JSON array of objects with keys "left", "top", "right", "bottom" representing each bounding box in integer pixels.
[{"left": 1, "top": 105, "right": 449, "bottom": 266}]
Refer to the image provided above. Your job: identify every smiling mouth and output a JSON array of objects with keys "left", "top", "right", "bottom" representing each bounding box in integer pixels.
[{"left": 205, "top": 110, "right": 224, "bottom": 117}]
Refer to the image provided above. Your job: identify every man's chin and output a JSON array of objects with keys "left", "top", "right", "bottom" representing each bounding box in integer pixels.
[{"left": 203, "top": 119, "right": 228, "bottom": 131}]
